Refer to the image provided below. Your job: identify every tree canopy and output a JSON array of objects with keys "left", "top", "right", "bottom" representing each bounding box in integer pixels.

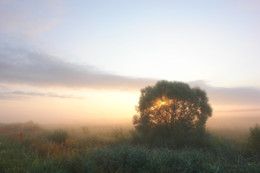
[{"left": 133, "top": 80, "right": 212, "bottom": 144}]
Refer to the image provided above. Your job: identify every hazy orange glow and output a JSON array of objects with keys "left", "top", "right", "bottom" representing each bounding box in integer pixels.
[
  {"left": 0, "top": 85, "right": 259, "bottom": 129},
  {"left": 0, "top": 89, "right": 140, "bottom": 125},
  {"left": 155, "top": 95, "right": 169, "bottom": 109}
]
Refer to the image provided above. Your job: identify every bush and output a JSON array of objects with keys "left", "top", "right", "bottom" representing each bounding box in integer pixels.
[
  {"left": 247, "top": 124, "right": 260, "bottom": 154},
  {"left": 47, "top": 129, "right": 69, "bottom": 144},
  {"left": 111, "top": 128, "right": 128, "bottom": 142}
]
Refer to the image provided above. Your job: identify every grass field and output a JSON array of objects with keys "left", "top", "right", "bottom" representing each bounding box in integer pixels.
[{"left": 0, "top": 121, "right": 259, "bottom": 173}]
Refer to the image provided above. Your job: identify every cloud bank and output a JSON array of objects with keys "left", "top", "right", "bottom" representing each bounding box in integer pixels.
[
  {"left": 190, "top": 81, "right": 260, "bottom": 106},
  {"left": 1, "top": 41, "right": 260, "bottom": 108},
  {"left": 0, "top": 44, "right": 155, "bottom": 90}
]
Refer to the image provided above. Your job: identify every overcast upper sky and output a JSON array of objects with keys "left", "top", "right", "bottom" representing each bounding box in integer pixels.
[{"left": 0, "top": 0, "right": 260, "bottom": 124}]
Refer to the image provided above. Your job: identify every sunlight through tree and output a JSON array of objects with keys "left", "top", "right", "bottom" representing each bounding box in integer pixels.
[{"left": 133, "top": 80, "right": 212, "bottom": 146}]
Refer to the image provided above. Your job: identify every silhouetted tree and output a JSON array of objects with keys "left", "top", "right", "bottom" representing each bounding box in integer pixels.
[{"left": 133, "top": 80, "right": 212, "bottom": 146}]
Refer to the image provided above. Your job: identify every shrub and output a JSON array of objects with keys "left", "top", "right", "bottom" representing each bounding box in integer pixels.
[
  {"left": 247, "top": 124, "right": 260, "bottom": 154},
  {"left": 47, "top": 129, "right": 69, "bottom": 144},
  {"left": 111, "top": 128, "right": 129, "bottom": 143}
]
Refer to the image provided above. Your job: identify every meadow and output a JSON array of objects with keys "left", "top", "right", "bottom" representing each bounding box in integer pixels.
[{"left": 0, "top": 121, "right": 259, "bottom": 173}]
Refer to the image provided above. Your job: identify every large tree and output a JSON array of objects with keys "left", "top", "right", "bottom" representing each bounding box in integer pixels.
[{"left": 133, "top": 80, "right": 212, "bottom": 143}]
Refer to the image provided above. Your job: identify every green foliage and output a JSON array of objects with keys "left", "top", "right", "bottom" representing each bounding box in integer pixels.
[
  {"left": 133, "top": 80, "right": 212, "bottom": 147},
  {"left": 247, "top": 124, "right": 260, "bottom": 154},
  {"left": 47, "top": 129, "right": 69, "bottom": 144}
]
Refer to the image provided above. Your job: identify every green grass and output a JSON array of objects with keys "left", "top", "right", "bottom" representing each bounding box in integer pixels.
[{"left": 0, "top": 122, "right": 259, "bottom": 173}]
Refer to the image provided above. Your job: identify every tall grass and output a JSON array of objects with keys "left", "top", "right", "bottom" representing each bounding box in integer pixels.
[
  {"left": 0, "top": 122, "right": 259, "bottom": 173},
  {"left": 30, "top": 145, "right": 259, "bottom": 173}
]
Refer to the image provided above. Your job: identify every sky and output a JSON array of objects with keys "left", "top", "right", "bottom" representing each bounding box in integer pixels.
[{"left": 0, "top": 0, "right": 260, "bottom": 126}]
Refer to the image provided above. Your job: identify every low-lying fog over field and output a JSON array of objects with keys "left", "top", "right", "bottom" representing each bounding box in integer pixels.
[{"left": 1, "top": 82, "right": 259, "bottom": 130}]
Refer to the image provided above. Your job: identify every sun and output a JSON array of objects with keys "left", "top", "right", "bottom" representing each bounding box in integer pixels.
[
  {"left": 155, "top": 96, "right": 169, "bottom": 108},
  {"left": 159, "top": 100, "right": 166, "bottom": 105}
]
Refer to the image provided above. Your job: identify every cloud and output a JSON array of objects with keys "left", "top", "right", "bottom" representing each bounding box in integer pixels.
[
  {"left": 190, "top": 80, "right": 260, "bottom": 106},
  {"left": 0, "top": 90, "right": 84, "bottom": 100},
  {"left": 215, "top": 108, "right": 260, "bottom": 113},
  {"left": 0, "top": 44, "right": 156, "bottom": 90}
]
